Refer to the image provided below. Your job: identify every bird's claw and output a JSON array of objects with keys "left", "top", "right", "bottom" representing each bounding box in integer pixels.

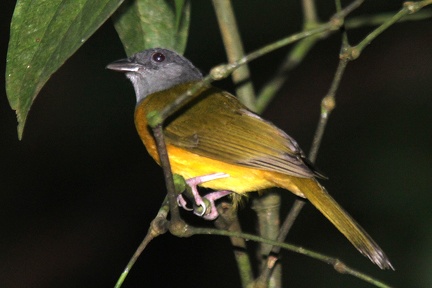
[
  {"left": 176, "top": 173, "right": 231, "bottom": 220},
  {"left": 198, "top": 190, "right": 232, "bottom": 220},
  {"left": 176, "top": 195, "right": 193, "bottom": 211}
]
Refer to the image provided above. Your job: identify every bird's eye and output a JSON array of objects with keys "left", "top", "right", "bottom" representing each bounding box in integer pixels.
[{"left": 152, "top": 52, "right": 165, "bottom": 63}]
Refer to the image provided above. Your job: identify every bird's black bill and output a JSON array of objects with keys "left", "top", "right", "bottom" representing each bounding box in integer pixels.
[{"left": 106, "top": 59, "right": 142, "bottom": 72}]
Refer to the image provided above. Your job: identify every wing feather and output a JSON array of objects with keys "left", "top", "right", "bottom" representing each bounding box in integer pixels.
[{"left": 145, "top": 83, "right": 319, "bottom": 178}]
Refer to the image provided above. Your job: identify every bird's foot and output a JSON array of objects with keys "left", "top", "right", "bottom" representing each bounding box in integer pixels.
[{"left": 177, "top": 173, "right": 231, "bottom": 220}]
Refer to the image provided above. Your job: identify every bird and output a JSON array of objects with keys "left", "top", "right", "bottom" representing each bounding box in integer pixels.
[{"left": 106, "top": 47, "right": 393, "bottom": 270}]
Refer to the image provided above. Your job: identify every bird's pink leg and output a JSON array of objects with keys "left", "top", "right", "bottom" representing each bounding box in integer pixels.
[{"left": 176, "top": 172, "right": 232, "bottom": 220}]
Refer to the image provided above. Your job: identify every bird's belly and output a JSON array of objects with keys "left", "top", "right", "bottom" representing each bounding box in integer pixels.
[{"left": 167, "top": 145, "right": 275, "bottom": 194}]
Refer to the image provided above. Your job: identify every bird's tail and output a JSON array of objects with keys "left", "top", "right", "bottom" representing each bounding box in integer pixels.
[{"left": 284, "top": 177, "right": 394, "bottom": 270}]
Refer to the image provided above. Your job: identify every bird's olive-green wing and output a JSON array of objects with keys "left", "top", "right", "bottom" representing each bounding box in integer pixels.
[{"left": 146, "top": 83, "right": 317, "bottom": 178}]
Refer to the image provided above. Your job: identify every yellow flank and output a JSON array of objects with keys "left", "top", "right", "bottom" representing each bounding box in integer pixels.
[{"left": 167, "top": 145, "right": 292, "bottom": 193}]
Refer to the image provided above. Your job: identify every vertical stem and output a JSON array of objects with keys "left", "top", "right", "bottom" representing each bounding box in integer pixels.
[
  {"left": 309, "top": 59, "right": 346, "bottom": 162},
  {"left": 212, "top": 0, "right": 257, "bottom": 111},
  {"left": 214, "top": 203, "right": 254, "bottom": 287},
  {"left": 302, "top": 0, "right": 318, "bottom": 24},
  {"left": 252, "top": 192, "right": 282, "bottom": 288}
]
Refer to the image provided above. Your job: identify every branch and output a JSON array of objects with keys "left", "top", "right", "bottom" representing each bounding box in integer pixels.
[
  {"left": 346, "top": 9, "right": 432, "bottom": 29},
  {"left": 343, "top": 0, "right": 432, "bottom": 61}
]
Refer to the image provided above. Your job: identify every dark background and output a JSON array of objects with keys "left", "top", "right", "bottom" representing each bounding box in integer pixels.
[{"left": 1, "top": 1, "right": 432, "bottom": 287}]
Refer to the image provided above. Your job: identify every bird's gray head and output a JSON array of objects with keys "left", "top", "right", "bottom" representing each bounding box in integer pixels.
[{"left": 106, "top": 48, "right": 203, "bottom": 103}]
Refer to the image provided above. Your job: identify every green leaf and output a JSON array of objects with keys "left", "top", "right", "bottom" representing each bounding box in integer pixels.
[
  {"left": 6, "top": 0, "right": 124, "bottom": 139},
  {"left": 112, "top": 0, "right": 190, "bottom": 56}
]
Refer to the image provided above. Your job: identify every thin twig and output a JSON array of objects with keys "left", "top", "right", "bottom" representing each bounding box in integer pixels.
[
  {"left": 345, "top": 0, "right": 432, "bottom": 61},
  {"left": 309, "top": 58, "right": 347, "bottom": 163},
  {"left": 346, "top": 9, "right": 432, "bottom": 29}
]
